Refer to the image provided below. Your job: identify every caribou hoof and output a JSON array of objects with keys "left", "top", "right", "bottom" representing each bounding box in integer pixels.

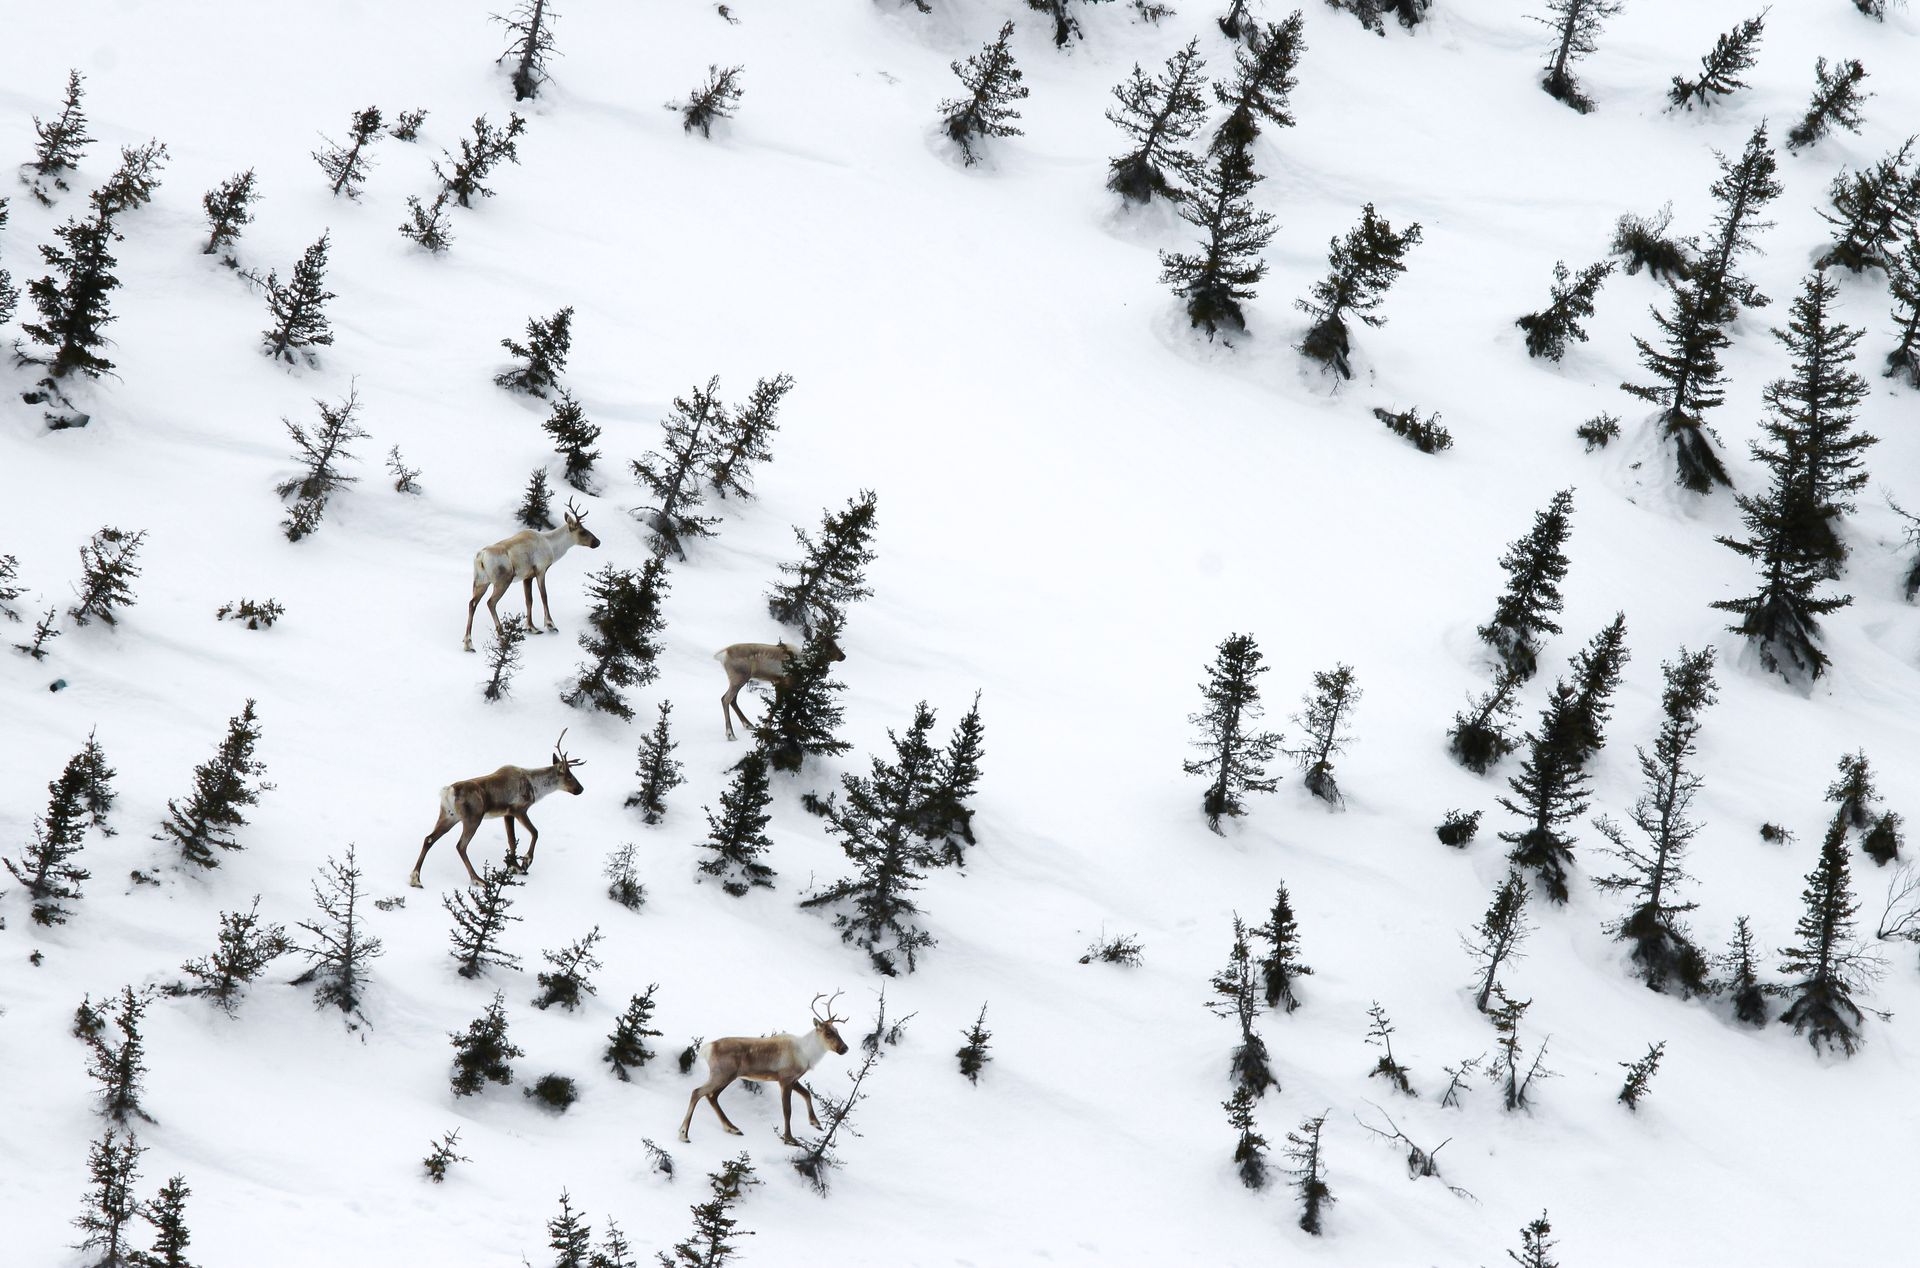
[
  {"left": 545, "top": 622, "right": 559, "bottom": 633},
  {"left": 678, "top": 1132, "right": 691, "bottom": 1144},
  {"left": 408, "top": 874, "right": 423, "bottom": 889},
  {"left": 725, "top": 1125, "right": 744, "bottom": 1137},
  {"left": 462, "top": 642, "right": 475, "bottom": 654}
]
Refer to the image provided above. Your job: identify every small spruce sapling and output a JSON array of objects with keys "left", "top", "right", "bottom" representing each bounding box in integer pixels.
[
  {"left": 496, "top": 0, "right": 560, "bottom": 101},
  {"left": 171, "top": 897, "right": 290, "bottom": 1015},
  {"left": 642, "top": 1139, "right": 675, "bottom": 1179},
  {"left": 68, "top": 527, "right": 145, "bottom": 627},
  {"left": 631, "top": 379, "right": 723, "bottom": 560},
  {"left": 156, "top": 700, "right": 271, "bottom": 868},
  {"left": 422, "top": 1130, "right": 469, "bottom": 1183},
  {"left": 1372, "top": 405, "right": 1452, "bottom": 453},
  {"left": 0, "top": 553, "right": 22, "bottom": 623},
  {"left": 1208, "top": 916, "right": 1277, "bottom": 1096},
  {"left": 754, "top": 617, "right": 852, "bottom": 772},
  {"left": 1463, "top": 870, "right": 1532, "bottom": 1012},
  {"left": 1448, "top": 663, "right": 1526, "bottom": 774},
  {"left": 1616, "top": 1040, "right": 1664, "bottom": 1110},
  {"left": 1157, "top": 144, "right": 1275, "bottom": 340},
  {"left": 1777, "top": 818, "right": 1879, "bottom": 1055},
  {"left": 1223, "top": 1086, "right": 1269, "bottom": 1193},
  {"left": 399, "top": 191, "right": 455, "bottom": 253},
  {"left": 532, "top": 926, "right": 604, "bottom": 1011},
  {"left": 1286, "top": 664, "right": 1359, "bottom": 806},
  {"left": 791, "top": 1044, "right": 879, "bottom": 1195},
  {"left": 1185, "top": 633, "right": 1283, "bottom": 832},
  {"left": 276, "top": 387, "right": 369, "bottom": 541},
  {"left": 1209, "top": 13, "right": 1305, "bottom": 156},
  {"left": 1499, "top": 677, "right": 1596, "bottom": 904},
  {"left": 1364, "top": 1003, "right": 1414, "bottom": 1095},
  {"left": 680, "top": 66, "right": 745, "bottom": 137},
  {"left": 564, "top": 558, "right": 669, "bottom": 720},
  {"left": 1516, "top": 260, "right": 1613, "bottom": 361},
  {"left": 1719, "top": 915, "right": 1768, "bottom": 1026},
  {"left": 519, "top": 467, "right": 556, "bottom": 529},
  {"left": 1668, "top": 11, "right": 1767, "bottom": 111},
  {"left": 496, "top": 306, "right": 573, "bottom": 397},
  {"left": 767, "top": 491, "right": 879, "bottom": 634},
  {"left": 1282, "top": 1113, "right": 1334, "bottom": 1236},
  {"left": 1507, "top": 1211, "right": 1561, "bottom": 1268},
  {"left": 1105, "top": 40, "right": 1208, "bottom": 205},
  {"left": 921, "top": 693, "right": 986, "bottom": 864},
  {"left": 1609, "top": 203, "right": 1692, "bottom": 282},
  {"left": 547, "top": 1190, "right": 591, "bottom": 1265},
  {"left": 72, "top": 1128, "right": 143, "bottom": 1268},
  {"left": 1788, "top": 58, "right": 1871, "bottom": 153},
  {"left": 259, "top": 231, "right": 337, "bottom": 364},
  {"left": 1577, "top": 412, "right": 1621, "bottom": 450},
  {"left": 216, "top": 597, "right": 285, "bottom": 629},
  {"left": 1297, "top": 203, "right": 1423, "bottom": 380},
  {"left": 201, "top": 169, "right": 259, "bottom": 261},
  {"left": 605, "top": 985, "right": 663, "bottom": 1080},
  {"left": 7, "top": 742, "right": 102, "bottom": 926},
  {"left": 1080, "top": 929, "right": 1145, "bottom": 965},
  {"left": 706, "top": 371, "right": 794, "bottom": 501},
  {"left": 27, "top": 70, "right": 93, "bottom": 202},
  {"left": 524, "top": 1073, "right": 578, "bottom": 1112},
  {"left": 544, "top": 390, "right": 601, "bottom": 492},
  {"left": 1476, "top": 489, "right": 1574, "bottom": 680},
  {"left": 481, "top": 615, "right": 527, "bottom": 702},
  {"left": 1440, "top": 1054, "right": 1482, "bottom": 1109},
  {"left": 1253, "top": 884, "right": 1313, "bottom": 1012},
  {"left": 433, "top": 113, "right": 527, "bottom": 208},
  {"left": 1486, "top": 988, "right": 1556, "bottom": 1111},
  {"left": 1436, "top": 809, "right": 1482, "bottom": 847},
  {"left": 73, "top": 986, "right": 155, "bottom": 1124},
  {"left": 695, "top": 749, "right": 777, "bottom": 895},
  {"left": 313, "top": 107, "right": 383, "bottom": 199},
  {"left": 1887, "top": 232, "right": 1920, "bottom": 385},
  {"left": 667, "top": 1154, "right": 759, "bottom": 1260},
  {"left": 450, "top": 991, "right": 523, "bottom": 1095},
  {"left": 956, "top": 1004, "right": 992, "bottom": 1084},
  {"left": 293, "top": 845, "right": 384, "bottom": 1023},
  {"left": 1534, "top": 0, "right": 1625, "bottom": 114},
  {"left": 16, "top": 607, "right": 62, "bottom": 659},
  {"left": 390, "top": 109, "right": 428, "bottom": 141},
  {"left": 21, "top": 199, "right": 122, "bottom": 392},
  {"left": 604, "top": 843, "right": 647, "bottom": 910},
  {"left": 940, "top": 22, "right": 1028, "bottom": 167},
  {"left": 627, "top": 701, "right": 684, "bottom": 824},
  {"left": 129, "top": 1171, "right": 195, "bottom": 1268},
  {"left": 94, "top": 140, "right": 169, "bottom": 218},
  {"left": 1816, "top": 138, "right": 1919, "bottom": 274},
  {"left": 445, "top": 863, "right": 524, "bottom": 979}
]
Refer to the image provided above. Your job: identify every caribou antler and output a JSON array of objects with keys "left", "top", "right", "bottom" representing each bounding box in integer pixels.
[
  {"left": 820, "top": 989, "right": 847, "bottom": 1025},
  {"left": 565, "top": 496, "right": 588, "bottom": 521},
  {"left": 551, "top": 729, "right": 585, "bottom": 767}
]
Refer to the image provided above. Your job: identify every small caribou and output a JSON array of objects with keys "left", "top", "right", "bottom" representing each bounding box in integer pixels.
[
  {"left": 679, "top": 993, "right": 850, "bottom": 1145},
  {"left": 463, "top": 498, "right": 601, "bottom": 652},
  {"left": 410, "top": 732, "right": 586, "bottom": 887},
  {"left": 714, "top": 635, "right": 845, "bottom": 741}
]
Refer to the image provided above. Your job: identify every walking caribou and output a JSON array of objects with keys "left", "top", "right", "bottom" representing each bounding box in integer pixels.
[
  {"left": 462, "top": 498, "right": 601, "bottom": 652},
  {"left": 679, "top": 993, "right": 850, "bottom": 1145},
  {"left": 714, "top": 635, "right": 845, "bottom": 740},
  {"left": 410, "top": 732, "right": 586, "bottom": 887}
]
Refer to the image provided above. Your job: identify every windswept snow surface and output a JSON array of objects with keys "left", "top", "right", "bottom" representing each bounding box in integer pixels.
[{"left": 4, "top": 1, "right": 1920, "bottom": 1264}]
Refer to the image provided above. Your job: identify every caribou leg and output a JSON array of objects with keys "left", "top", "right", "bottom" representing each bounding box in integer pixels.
[
  {"left": 536, "top": 571, "right": 558, "bottom": 632},
  {"left": 512, "top": 810, "right": 540, "bottom": 873},
  {"left": 679, "top": 1071, "right": 744, "bottom": 1142},
  {"left": 483, "top": 576, "right": 513, "bottom": 645},
  {"left": 502, "top": 816, "right": 519, "bottom": 873},
  {"left": 521, "top": 575, "right": 541, "bottom": 635},
  {"left": 793, "top": 1079, "right": 822, "bottom": 1130},
  {"left": 463, "top": 579, "right": 489, "bottom": 653},
  {"left": 411, "top": 811, "right": 458, "bottom": 887},
  {"left": 449, "top": 816, "right": 485, "bottom": 887}
]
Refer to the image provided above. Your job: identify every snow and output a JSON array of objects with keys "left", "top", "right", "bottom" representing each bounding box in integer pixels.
[{"left": 4, "top": 0, "right": 1920, "bottom": 1264}]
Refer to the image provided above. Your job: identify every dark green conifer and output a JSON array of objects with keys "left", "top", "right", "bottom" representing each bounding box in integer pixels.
[
  {"left": 1298, "top": 203, "right": 1424, "bottom": 380},
  {"left": 496, "top": 306, "right": 573, "bottom": 398},
  {"left": 313, "top": 107, "right": 382, "bottom": 198},
  {"left": 631, "top": 380, "right": 723, "bottom": 560},
  {"left": 1477, "top": 489, "right": 1573, "bottom": 680},
  {"left": 1157, "top": 144, "right": 1275, "bottom": 339},
  {"left": 1534, "top": 0, "right": 1625, "bottom": 114},
  {"left": 72, "top": 1128, "right": 143, "bottom": 1268},
  {"left": 1185, "top": 633, "right": 1282, "bottom": 832},
  {"left": 706, "top": 372, "right": 793, "bottom": 501},
  {"left": 156, "top": 701, "right": 270, "bottom": 868},
  {"left": 1817, "top": 137, "right": 1918, "bottom": 273},
  {"left": 563, "top": 558, "right": 669, "bottom": 720},
  {"left": 1207, "top": 915, "right": 1276, "bottom": 1095},
  {"left": 1286, "top": 664, "right": 1359, "bottom": 807},
  {"left": 1777, "top": 819, "right": 1875, "bottom": 1054},
  {"left": 605, "top": 985, "right": 662, "bottom": 1081},
  {"left": 1668, "top": 11, "right": 1767, "bottom": 111},
  {"left": 433, "top": 113, "right": 526, "bottom": 208},
  {"left": 1516, "top": 260, "right": 1613, "bottom": 361},
  {"left": 753, "top": 618, "right": 851, "bottom": 772},
  {"left": 260, "top": 232, "right": 337, "bottom": 364},
  {"left": 450, "top": 991, "right": 522, "bottom": 1095},
  {"left": 1105, "top": 39, "right": 1208, "bottom": 205},
  {"left": 940, "top": 22, "right": 1027, "bottom": 167},
  {"left": 625, "top": 701, "right": 684, "bottom": 824},
  {"left": 445, "top": 864, "right": 523, "bottom": 979},
  {"left": 767, "top": 491, "right": 878, "bottom": 634},
  {"left": 1209, "top": 13, "right": 1305, "bottom": 155},
  {"left": 696, "top": 750, "right": 777, "bottom": 895},
  {"left": 1787, "top": 58, "right": 1871, "bottom": 152},
  {"left": 956, "top": 1003, "right": 992, "bottom": 1083}
]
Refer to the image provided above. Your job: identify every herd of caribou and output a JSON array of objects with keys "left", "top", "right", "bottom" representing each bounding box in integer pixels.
[{"left": 426, "top": 500, "right": 851, "bottom": 1142}]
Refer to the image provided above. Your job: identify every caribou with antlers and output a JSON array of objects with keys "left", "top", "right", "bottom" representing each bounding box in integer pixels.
[
  {"left": 409, "top": 732, "right": 586, "bottom": 887},
  {"left": 679, "top": 993, "right": 850, "bottom": 1145},
  {"left": 714, "top": 634, "right": 845, "bottom": 741},
  {"left": 462, "top": 497, "right": 601, "bottom": 652}
]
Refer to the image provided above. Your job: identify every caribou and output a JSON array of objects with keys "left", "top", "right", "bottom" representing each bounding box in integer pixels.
[
  {"left": 679, "top": 993, "right": 850, "bottom": 1145},
  {"left": 462, "top": 498, "right": 601, "bottom": 652},
  {"left": 714, "top": 635, "right": 845, "bottom": 740},
  {"left": 409, "top": 732, "right": 586, "bottom": 887}
]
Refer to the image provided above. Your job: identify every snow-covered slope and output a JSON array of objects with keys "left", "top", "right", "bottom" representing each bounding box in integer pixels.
[{"left": 4, "top": 1, "right": 1920, "bottom": 1263}]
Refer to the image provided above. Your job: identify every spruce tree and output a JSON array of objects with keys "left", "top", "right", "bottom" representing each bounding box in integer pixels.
[
  {"left": 1817, "top": 137, "right": 1919, "bottom": 274},
  {"left": 17, "top": 606, "right": 62, "bottom": 660},
  {"left": 706, "top": 371, "right": 793, "bottom": 501},
  {"left": 292, "top": 846, "right": 384, "bottom": 1022},
  {"left": 1788, "top": 58, "right": 1871, "bottom": 153},
  {"left": 171, "top": 897, "right": 289, "bottom": 1016},
  {"left": 956, "top": 1004, "right": 993, "bottom": 1083},
  {"left": 480, "top": 615, "right": 526, "bottom": 703},
  {"left": 1777, "top": 818, "right": 1876, "bottom": 1054},
  {"left": 1105, "top": 40, "right": 1208, "bottom": 205},
  {"left": 433, "top": 113, "right": 527, "bottom": 207},
  {"left": 940, "top": 22, "right": 1028, "bottom": 167},
  {"left": 1185, "top": 633, "right": 1283, "bottom": 832},
  {"left": 1887, "top": 228, "right": 1920, "bottom": 386},
  {"left": 1609, "top": 202, "right": 1692, "bottom": 283},
  {"left": 563, "top": 558, "right": 668, "bottom": 721},
  {"left": 1506, "top": 1211, "right": 1560, "bottom": 1268},
  {"left": 445, "top": 863, "right": 523, "bottom": 979},
  {"left": 1364, "top": 1002, "right": 1414, "bottom": 1095},
  {"left": 28, "top": 70, "right": 93, "bottom": 202},
  {"left": 1698, "top": 123, "right": 1784, "bottom": 324},
  {"left": 128, "top": 1173, "right": 195, "bottom": 1268},
  {"left": 1516, "top": 260, "right": 1612, "bottom": 361},
  {"left": 276, "top": 387, "right": 368, "bottom": 542},
  {"left": 1224, "top": 1085, "right": 1268, "bottom": 1189},
  {"left": 547, "top": 1190, "right": 592, "bottom": 1267},
  {"left": 539, "top": 389, "right": 600, "bottom": 491},
  {"left": 313, "top": 107, "right": 383, "bottom": 199},
  {"left": 800, "top": 726, "right": 940, "bottom": 974},
  {"left": 201, "top": 169, "right": 259, "bottom": 260},
  {"left": 631, "top": 379, "right": 722, "bottom": 560},
  {"left": 1286, "top": 664, "right": 1359, "bottom": 807},
  {"left": 532, "top": 926, "right": 604, "bottom": 1011},
  {"left": 1207, "top": 916, "right": 1277, "bottom": 1095},
  {"left": 1593, "top": 648, "right": 1715, "bottom": 996},
  {"left": 72, "top": 727, "right": 118, "bottom": 832},
  {"left": 1824, "top": 749, "right": 1880, "bottom": 844},
  {"left": 604, "top": 985, "right": 662, "bottom": 1080},
  {"left": 1157, "top": 144, "right": 1275, "bottom": 339},
  {"left": 496, "top": 0, "right": 559, "bottom": 101},
  {"left": 259, "top": 232, "right": 337, "bottom": 364},
  {"left": 496, "top": 306, "right": 573, "bottom": 398},
  {"left": 69, "top": 526, "right": 146, "bottom": 627},
  {"left": 1281, "top": 1113, "right": 1333, "bottom": 1235},
  {"left": 753, "top": 617, "right": 851, "bottom": 772},
  {"left": 1298, "top": 203, "right": 1424, "bottom": 379},
  {"left": 1668, "top": 11, "right": 1766, "bottom": 111},
  {"left": 625, "top": 700, "right": 684, "bottom": 824},
  {"left": 94, "top": 140, "right": 168, "bottom": 219},
  {"left": 696, "top": 749, "right": 777, "bottom": 895},
  {"left": 0, "top": 552, "right": 23, "bottom": 624},
  {"left": 21, "top": 203, "right": 121, "bottom": 385},
  {"left": 421, "top": 1129, "right": 468, "bottom": 1184},
  {"left": 1487, "top": 988, "right": 1556, "bottom": 1110},
  {"left": 790, "top": 1045, "right": 878, "bottom": 1193},
  {"left": 1621, "top": 277, "right": 1733, "bottom": 492},
  {"left": 73, "top": 986, "right": 154, "bottom": 1124},
  {"left": 156, "top": 700, "right": 270, "bottom": 869},
  {"left": 1477, "top": 489, "right": 1574, "bottom": 680},
  {"left": 520, "top": 466, "right": 556, "bottom": 529},
  {"left": 665, "top": 1155, "right": 759, "bottom": 1263},
  {"left": 1752, "top": 269, "right": 1875, "bottom": 576},
  {"left": 680, "top": 66, "right": 745, "bottom": 137},
  {"left": 1448, "top": 662, "right": 1526, "bottom": 774},
  {"left": 72, "top": 1128, "right": 143, "bottom": 1268},
  {"left": 1208, "top": 13, "right": 1305, "bottom": 156},
  {"left": 1616, "top": 1040, "right": 1664, "bottom": 1110},
  {"left": 920, "top": 693, "right": 986, "bottom": 864},
  {"left": 1463, "top": 869, "right": 1533, "bottom": 1012},
  {"left": 767, "top": 491, "right": 878, "bottom": 633},
  {"left": 7, "top": 742, "right": 100, "bottom": 926},
  {"left": 1720, "top": 915, "right": 1768, "bottom": 1026},
  {"left": 398, "top": 191, "right": 455, "bottom": 253},
  {"left": 1562, "top": 613, "right": 1630, "bottom": 762},
  {"left": 450, "top": 991, "right": 522, "bottom": 1095},
  {"left": 1499, "top": 675, "right": 1595, "bottom": 904},
  {"left": 605, "top": 842, "right": 646, "bottom": 910},
  {"left": 1534, "top": 0, "right": 1624, "bottom": 114}
]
